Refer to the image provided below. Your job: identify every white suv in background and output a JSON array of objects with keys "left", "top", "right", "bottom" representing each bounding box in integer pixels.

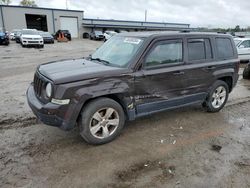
[
  {"left": 103, "top": 31, "right": 117, "bottom": 41},
  {"left": 20, "top": 29, "right": 44, "bottom": 48},
  {"left": 234, "top": 37, "right": 250, "bottom": 62}
]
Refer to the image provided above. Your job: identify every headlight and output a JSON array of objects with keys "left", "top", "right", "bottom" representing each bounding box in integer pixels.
[{"left": 45, "top": 83, "right": 52, "bottom": 98}]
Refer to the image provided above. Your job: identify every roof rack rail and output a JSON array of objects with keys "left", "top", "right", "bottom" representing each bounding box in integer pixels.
[
  {"left": 217, "top": 32, "right": 227, "bottom": 34},
  {"left": 179, "top": 30, "right": 190, "bottom": 33}
]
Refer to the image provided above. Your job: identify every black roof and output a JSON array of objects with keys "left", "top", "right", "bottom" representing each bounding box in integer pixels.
[{"left": 119, "top": 31, "right": 232, "bottom": 38}]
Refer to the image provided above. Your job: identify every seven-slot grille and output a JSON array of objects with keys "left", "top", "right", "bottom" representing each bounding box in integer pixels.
[{"left": 33, "top": 73, "right": 45, "bottom": 97}]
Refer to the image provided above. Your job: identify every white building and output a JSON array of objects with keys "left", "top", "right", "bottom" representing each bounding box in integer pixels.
[{"left": 0, "top": 5, "right": 190, "bottom": 38}]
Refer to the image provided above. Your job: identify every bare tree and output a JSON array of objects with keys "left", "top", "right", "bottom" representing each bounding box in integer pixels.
[
  {"left": 19, "top": 0, "right": 37, "bottom": 7},
  {"left": 0, "top": 0, "right": 11, "bottom": 5}
]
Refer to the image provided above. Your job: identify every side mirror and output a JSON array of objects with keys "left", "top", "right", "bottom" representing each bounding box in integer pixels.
[{"left": 239, "top": 45, "right": 245, "bottom": 49}]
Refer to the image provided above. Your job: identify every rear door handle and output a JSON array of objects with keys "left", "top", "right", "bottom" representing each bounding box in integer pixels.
[
  {"left": 173, "top": 71, "right": 184, "bottom": 75},
  {"left": 204, "top": 66, "right": 216, "bottom": 70}
]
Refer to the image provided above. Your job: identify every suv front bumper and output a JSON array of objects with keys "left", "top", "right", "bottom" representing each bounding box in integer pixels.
[
  {"left": 26, "top": 84, "right": 76, "bottom": 130},
  {"left": 22, "top": 40, "right": 43, "bottom": 46}
]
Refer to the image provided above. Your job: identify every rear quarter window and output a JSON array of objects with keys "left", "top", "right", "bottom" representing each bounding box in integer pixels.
[{"left": 216, "top": 37, "right": 234, "bottom": 59}]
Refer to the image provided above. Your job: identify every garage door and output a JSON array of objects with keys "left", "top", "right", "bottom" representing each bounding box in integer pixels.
[{"left": 60, "top": 17, "right": 78, "bottom": 38}]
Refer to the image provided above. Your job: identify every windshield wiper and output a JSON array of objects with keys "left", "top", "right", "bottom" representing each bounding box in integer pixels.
[{"left": 90, "top": 57, "right": 110, "bottom": 65}]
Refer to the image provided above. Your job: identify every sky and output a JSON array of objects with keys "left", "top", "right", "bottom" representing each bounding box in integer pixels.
[{"left": 9, "top": 0, "right": 250, "bottom": 28}]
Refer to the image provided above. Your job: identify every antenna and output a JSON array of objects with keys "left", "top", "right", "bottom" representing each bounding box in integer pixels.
[{"left": 145, "top": 10, "right": 147, "bottom": 22}]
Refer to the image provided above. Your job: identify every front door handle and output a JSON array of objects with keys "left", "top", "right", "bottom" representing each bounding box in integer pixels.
[{"left": 173, "top": 71, "right": 184, "bottom": 75}]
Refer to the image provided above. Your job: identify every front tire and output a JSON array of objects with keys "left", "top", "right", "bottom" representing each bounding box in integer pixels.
[
  {"left": 205, "top": 80, "right": 229, "bottom": 112},
  {"left": 79, "top": 98, "right": 125, "bottom": 145}
]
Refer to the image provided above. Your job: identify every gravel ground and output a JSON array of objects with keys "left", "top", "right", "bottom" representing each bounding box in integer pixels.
[{"left": 0, "top": 40, "right": 250, "bottom": 188}]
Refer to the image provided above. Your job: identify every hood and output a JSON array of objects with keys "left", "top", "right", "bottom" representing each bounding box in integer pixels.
[
  {"left": 38, "top": 59, "right": 126, "bottom": 84},
  {"left": 21, "top": 34, "right": 42, "bottom": 38}
]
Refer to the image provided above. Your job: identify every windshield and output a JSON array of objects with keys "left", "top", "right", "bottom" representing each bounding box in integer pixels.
[
  {"left": 22, "top": 30, "right": 38, "bottom": 35},
  {"left": 61, "top": 30, "right": 69, "bottom": 33},
  {"left": 40, "top": 32, "right": 52, "bottom": 37},
  {"left": 234, "top": 39, "right": 242, "bottom": 46},
  {"left": 12, "top": 30, "right": 21, "bottom": 34},
  {"left": 91, "top": 36, "right": 144, "bottom": 67},
  {"left": 95, "top": 31, "right": 103, "bottom": 35}
]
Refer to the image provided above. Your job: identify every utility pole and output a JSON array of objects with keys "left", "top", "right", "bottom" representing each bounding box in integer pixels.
[
  {"left": 66, "top": 0, "right": 68, "bottom": 9},
  {"left": 145, "top": 10, "right": 147, "bottom": 22}
]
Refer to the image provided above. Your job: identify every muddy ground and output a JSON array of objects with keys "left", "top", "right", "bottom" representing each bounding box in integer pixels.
[{"left": 0, "top": 40, "right": 250, "bottom": 188}]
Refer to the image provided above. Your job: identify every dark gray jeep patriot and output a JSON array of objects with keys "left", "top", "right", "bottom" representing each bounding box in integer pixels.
[{"left": 27, "top": 32, "right": 239, "bottom": 144}]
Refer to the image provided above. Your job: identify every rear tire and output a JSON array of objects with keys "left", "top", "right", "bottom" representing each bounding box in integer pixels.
[
  {"left": 243, "top": 66, "right": 250, "bottom": 79},
  {"left": 204, "top": 80, "right": 229, "bottom": 113},
  {"left": 79, "top": 98, "right": 125, "bottom": 145}
]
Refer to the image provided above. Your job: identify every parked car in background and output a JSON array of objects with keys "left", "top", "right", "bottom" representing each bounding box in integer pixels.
[
  {"left": 55, "top": 30, "right": 71, "bottom": 41},
  {"left": 39, "top": 31, "right": 54, "bottom": 44},
  {"left": 15, "top": 31, "right": 22, "bottom": 43},
  {"left": 20, "top": 29, "right": 44, "bottom": 48},
  {"left": 16, "top": 29, "right": 36, "bottom": 43},
  {"left": 103, "top": 31, "right": 117, "bottom": 41},
  {"left": 0, "top": 31, "right": 9, "bottom": 45},
  {"left": 243, "top": 62, "right": 250, "bottom": 79},
  {"left": 90, "top": 31, "right": 104, "bottom": 40},
  {"left": 234, "top": 37, "right": 250, "bottom": 63},
  {"left": 9, "top": 33, "right": 15, "bottom": 40},
  {"left": 10, "top": 29, "right": 21, "bottom": 40},
  {"left": 119, "top": 30, "right": 129, "bottom": 33},
  {"left": 27, "top": 32, "right": 239, "bottom": 145}
]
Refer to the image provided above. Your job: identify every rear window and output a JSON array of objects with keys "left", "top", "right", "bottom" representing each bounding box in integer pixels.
[
  {"left": 216, "top": 38, "right": 234, "bottom": 59},
  {"left": 188, "top": 38, "right": 212, "bottom": 61}
]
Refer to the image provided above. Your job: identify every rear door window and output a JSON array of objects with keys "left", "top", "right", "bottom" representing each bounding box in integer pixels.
[
  {"left": 216, "top": 38, "right": 234, "bottom": 59},
  {"left": 188, "top": 38, "right": 212, "bottom": 61}
]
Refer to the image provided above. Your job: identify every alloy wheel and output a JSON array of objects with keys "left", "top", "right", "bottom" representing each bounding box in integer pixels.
[
  {"left": 89, "top": 108, "right": 120, "bottom": 139},
  {"left": 211, "top": 86, "right": 227, "bottom": 109}
]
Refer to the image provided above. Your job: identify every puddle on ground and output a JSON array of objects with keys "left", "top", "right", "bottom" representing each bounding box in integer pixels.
[{"left": 230, "top": 78, "right": 250, "bottom": 101}]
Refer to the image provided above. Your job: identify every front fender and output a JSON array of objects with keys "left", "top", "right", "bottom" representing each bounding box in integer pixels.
[{"left": 56, "top": 76, "right": 134, "bottom": 127}]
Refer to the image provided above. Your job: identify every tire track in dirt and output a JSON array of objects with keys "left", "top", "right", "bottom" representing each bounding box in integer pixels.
[{"left": 0, "top": 116, "right": 36, "bottom": 130}]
